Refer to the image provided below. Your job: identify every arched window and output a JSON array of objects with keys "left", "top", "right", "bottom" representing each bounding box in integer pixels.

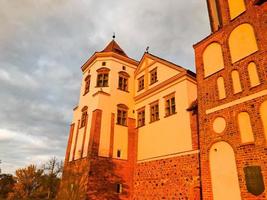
[
  {"left": 260, "top": 101, "right": 267, "bottom": 140},
  {"left": 228, "top": 0, "right": 246, "bottom": 19},
  {"left": 80, "top": 106, "right": 88, "bottom": 128},
  {"left": 231, "top": 70, "right": 242, "bottom": 94},
  {"left": 229, "top": 24, "right": 258, "bottom": 63},
  {"left": 96, "top": 67, "right": 110, "bottom": 87},
  {"left": 248, "top": 62, "right": 260, "bottom": 87},
  {"left": 203, "top": 43, "right": 224, "bottom": 77},
  {"left": 238, "top": 112, "right": 254, "bottom": 143},
  {"left": 217, "top": 77, "right": 226, "bottom": 99},
  {"left": 117, "top": 104, "right": 128, "bottom": 126},
  {"left": 84, "top": 75, "right": 91, "bottom": 95},
  {"left": 209, "top": 142, "right": 242, "bottom": 200}
]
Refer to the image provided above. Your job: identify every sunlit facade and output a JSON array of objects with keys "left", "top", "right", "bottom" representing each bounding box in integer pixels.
[{"left": 58, "top": 1, "right": 267, "bottom": 199}]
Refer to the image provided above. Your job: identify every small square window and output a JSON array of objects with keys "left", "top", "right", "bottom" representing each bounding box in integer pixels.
[
  {"left": 122, "top": 66, "right": 126, "bottom": 70},
  {"left": 97, "top": 73, "right": 109, "bottom": 87},
  {"left": 102, "top": 62, "right": 106, "bottom": 66}
]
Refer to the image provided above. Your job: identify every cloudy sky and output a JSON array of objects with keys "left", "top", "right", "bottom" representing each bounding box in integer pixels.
[{"left": 0, "top": 0, "right": 210, "bottom": 174}]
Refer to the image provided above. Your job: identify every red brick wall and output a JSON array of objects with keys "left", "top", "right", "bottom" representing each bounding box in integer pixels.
[
  {"left": 131, "top": 97, "right": 200, "bottom": 199},
  {"left": 87, "top": 117, "right": 138, "bottom": 200},
  {"left": 57, "top": 109, "right": 103, "bottom": 200},
  {"left": 57, "top": 111, "right": 138, "bottom": 200},
  {"left": 190, "top": 110, "right": 200, "bottom": 151},
  {"left": 194, "top": 2, "right": 267, "bottom": 200},
  {"left": 132, "top": 153, "right": 200, "bottom": 199}
]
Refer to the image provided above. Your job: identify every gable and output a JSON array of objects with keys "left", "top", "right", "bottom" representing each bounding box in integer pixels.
[
  {"left": 134, "top": 53, "right": 189, "bottom": 96},
  {"left": 135, "top": 53, "right": 185, "bottom": 77}
]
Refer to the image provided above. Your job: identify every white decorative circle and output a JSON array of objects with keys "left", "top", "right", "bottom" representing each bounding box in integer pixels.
[{"left": 213, "top": 117, "right": 226, "bottom": 134}]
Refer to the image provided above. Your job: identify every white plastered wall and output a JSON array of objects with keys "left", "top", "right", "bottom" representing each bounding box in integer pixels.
[
  {"left": 136, "top": 78, "right": 197, "bottom": 161},
  {"left": 69, "top": 56, "right": 137, "bottom": 160}
]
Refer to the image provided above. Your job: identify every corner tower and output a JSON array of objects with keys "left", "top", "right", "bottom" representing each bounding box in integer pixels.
[
  {"left": 57, "top": 40, "right": 139, "bottom": 199},
  {"left": 194, "top": 1, "right": 267, "bottom": 200}
]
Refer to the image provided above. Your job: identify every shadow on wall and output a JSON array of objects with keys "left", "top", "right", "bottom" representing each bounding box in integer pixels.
[{"left": 57, "top": 157, "right": 129, "bottom": 200}]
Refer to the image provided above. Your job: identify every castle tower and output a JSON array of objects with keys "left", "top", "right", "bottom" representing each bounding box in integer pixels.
[
  {"left": 57, "top": 37, "right": 200, "bottom": 199},
  {"left": 194, "top": 1, "right": 267, "bottom": 200},
  {"left": 57, "top": 39, "right": 139, "bottom": 199}
]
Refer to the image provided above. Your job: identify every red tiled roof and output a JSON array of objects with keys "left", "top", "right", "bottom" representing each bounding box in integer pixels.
[{"left": 101, "top": 40, "right": 128, "bottom": 57}]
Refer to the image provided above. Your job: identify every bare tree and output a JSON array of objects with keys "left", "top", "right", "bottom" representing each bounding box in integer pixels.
[{"left": 42, "top": 157, "right": 63, "bottom": 199}]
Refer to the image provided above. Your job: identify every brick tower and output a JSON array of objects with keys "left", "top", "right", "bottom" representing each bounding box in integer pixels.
[{"left": 194, "top": 1, "right": 267, "bottom": 200}]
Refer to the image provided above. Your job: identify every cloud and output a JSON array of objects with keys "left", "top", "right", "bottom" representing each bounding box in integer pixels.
[
  {"left": 0, "top": 0, "right": 210, "bottom": 174},
  {"left": 0, "top": 128, "right": 64, "bottom": 173}
]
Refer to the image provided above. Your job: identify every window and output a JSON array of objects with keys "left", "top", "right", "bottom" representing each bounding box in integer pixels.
[
  {"left": 137, "top": 107, "right": 145, "bottom": 127},
  {"left": 118, "top": 71, "right": 129, "bottom": 91},
  {"left": 238, "top": 112, "right": 254, "bottom": 143},
  {"left": 150, "top": 101, "right": 159, "bottom": 122},
  {"left": 80, "top": 106, "right": 88, "bottom": 128},
  {"left": 203, "top": 42, "right": 224, "bottom": 77},
  {"left": 102, "top": 62, "right": 106, "bottom": 66},
  {"left": 118, "top": 76, "right": 128, "bottom": 91},
  {"left": 150, "top": 68, "right": 158, "bottom": 85},
  {"left": 165, "top": 93, "right": 176, "bottom": 117},
  {"left": 97, "top": 73, "right": 109, "bottom": 87},
  {"left": 228, "top": 23, "right": 258, "bottom": 63},
  {"left": 117, "top": 150, "right": 121, "bottom": 158},
  {"left": 228, "top": 0, "right": 246, "bottom": 19},
  {"left": 231, "top": 70, "right": 242, "bottom": 94},
  {"left": 117, "top": 104, "right": 128, "bottom": 126},
  {"left": 217, "top": 77, "right": 226, "bottom": 99},
  {"left": 248, "top": 62, "right": 260, "bottom": 87},
  {"left": 116, "top": 183, "right": 122, "bottom": 194},
  {"left": 84, "top": 75, "right": 91, "bottom": 95},
  {"left": 138, "top": 76, "right": 145, "bottom": 91},
  {"left": 96, "top": 68, "right": 110, "bottom": 87}
]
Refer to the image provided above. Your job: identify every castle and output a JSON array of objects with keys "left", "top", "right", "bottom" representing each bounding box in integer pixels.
[{"left": 57, "top": 1, "right": 267, "bottom": 199}]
